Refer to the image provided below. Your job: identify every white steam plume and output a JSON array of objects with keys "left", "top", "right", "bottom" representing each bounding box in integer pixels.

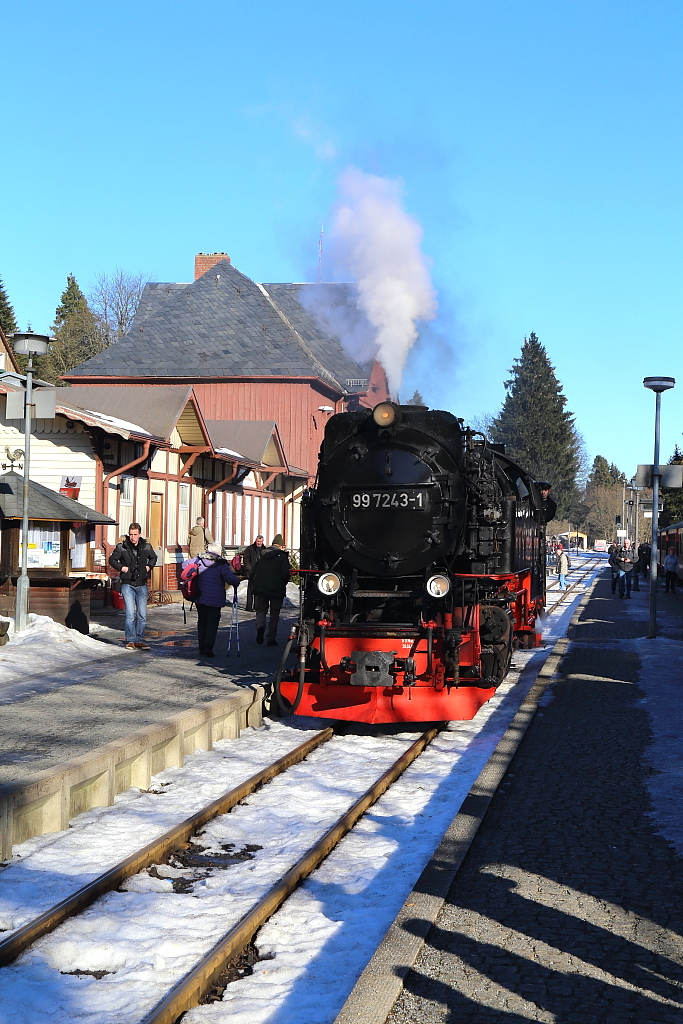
[{"left": 307, "top": 168, "right": 437, "bottom": 399}]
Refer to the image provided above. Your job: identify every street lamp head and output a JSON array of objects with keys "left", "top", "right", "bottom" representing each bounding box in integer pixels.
[
  {"left": 643, "top": 376, "right": 675, "bottom": 393},
  {"left": 10, "top": 332, "right": 52, "bottom": 357},
  {"left": 10, "top": 333, "right": 52, "bottom": 357}
]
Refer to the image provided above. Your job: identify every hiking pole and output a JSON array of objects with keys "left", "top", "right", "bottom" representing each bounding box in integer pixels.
[
  {"left": 227, "top": 587, "right": 240, "bottom": 657},
  {"left": 234, "top": 588, "right": 240, "bottom": 656}
]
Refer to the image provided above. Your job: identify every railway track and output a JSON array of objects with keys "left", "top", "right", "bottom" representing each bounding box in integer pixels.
[
  {"left": 544, "top": 556, "right": 604, "bottom": 615},
  {"left": 0, "top": 724, "right": 438, "bottom": 1023},
  {"left": 0, "top": 564, "right": 605, "bottom": 1024}
]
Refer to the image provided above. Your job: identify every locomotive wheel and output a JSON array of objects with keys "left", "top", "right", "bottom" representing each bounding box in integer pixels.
[
  {"left": 479, "top": 604, "right": 511, "bottom": 644},
  {"left": 479, "top": 605, "right": 513, "bottom": 687}
]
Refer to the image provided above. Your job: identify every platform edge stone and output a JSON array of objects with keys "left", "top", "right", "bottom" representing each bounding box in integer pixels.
[{"left": 0, "top": 684, "right": 264, "bottom": 860}]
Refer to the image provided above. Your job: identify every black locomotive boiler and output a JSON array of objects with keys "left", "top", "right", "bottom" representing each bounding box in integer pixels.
[{"left": 275, "top": 402, "right": 546, "bottom": 724}]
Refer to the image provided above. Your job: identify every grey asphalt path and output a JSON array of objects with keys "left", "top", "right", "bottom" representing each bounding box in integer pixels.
[
  {"left": 387, "top": 571, "right": 683, "bottom": 1024},
  {"left": 0, "top": 601, "right": 294, "bottom": 784}
]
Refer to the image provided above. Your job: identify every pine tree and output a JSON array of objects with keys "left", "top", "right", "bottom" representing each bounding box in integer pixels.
[
  {"left": 0, "top": 276, "right": 18, "bottom": 337},
  {"left": 406, "top": 390, "right": 425, "bottom": 406},
  {"left": 490, "top": 333, "right": 582, "bottom": 519},
  {"left": 39, "top": 274, "right": 106, "bottom": 385},
  {"left": 587, "top": 455, "right": 612, "bottom": 489}
]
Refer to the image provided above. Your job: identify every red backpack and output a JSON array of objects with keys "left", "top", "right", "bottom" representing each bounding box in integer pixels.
[{"left": 179, "top": 558, "right": 201, "bottom": 603}]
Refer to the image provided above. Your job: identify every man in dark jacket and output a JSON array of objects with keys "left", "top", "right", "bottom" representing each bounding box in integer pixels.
[
  {"left": 193, "top": 543, "right": 240, "bottom": 657},
  {"left": 242, "top": 534, "right": 265, "bottom": 611},
  {"left": 611, "top": 539, "right": 635, "bottom": 599},
  {"left": 537, "top": 482, "right": 557, "bottom": 524},
  {"left": 109, "top": 523, "right": 158, "bottom": 649},
  {"left": 250, "top": 534, "right": 291, "bottom": 646}
]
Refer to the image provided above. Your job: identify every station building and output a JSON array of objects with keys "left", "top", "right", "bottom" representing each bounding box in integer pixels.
[{"left": 0, "top": 254, "right": 388, "bottom": 596}]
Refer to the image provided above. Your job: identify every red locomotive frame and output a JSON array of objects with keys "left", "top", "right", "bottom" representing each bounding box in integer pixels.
[{"left": 279, "top": 568, "right": 543, "bottom": 724}]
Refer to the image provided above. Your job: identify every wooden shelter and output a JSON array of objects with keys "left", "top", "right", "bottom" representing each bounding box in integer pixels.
[{"left": 0, "top": 471, "right": 114, "bottom": 629}]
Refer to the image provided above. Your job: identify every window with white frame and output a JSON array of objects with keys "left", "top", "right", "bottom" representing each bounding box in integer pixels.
[
  {"left": 179, "top": 483, "right": 190, "bottom": 508},
  {"left": 120, "top": 476, "right": 133, "bottom": 503}
]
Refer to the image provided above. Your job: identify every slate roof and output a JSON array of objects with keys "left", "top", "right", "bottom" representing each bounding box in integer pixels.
[
  {"left": 64, "top": 261, "right": 373, "bottom": 393},
  {"left": 205, "top": 421, "right": 282, "bottom": 466},
  {"left": 0, "top": 471, "right": 115, "bottom": 523},
  {"left": 262, "top": 283, "right": 373, "bottom": 393},
  {"left": 62, "top": 385, "right": 196, "bottom": 441}
]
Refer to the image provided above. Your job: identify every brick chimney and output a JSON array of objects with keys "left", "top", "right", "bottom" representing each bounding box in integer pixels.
[{"left": 194, "top": 252, "right": 231, "bottom": 280}]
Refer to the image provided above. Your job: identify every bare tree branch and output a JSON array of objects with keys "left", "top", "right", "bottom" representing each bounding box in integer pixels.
[{"left": 89, "top": 269, "right": 147, "bottom": 344}]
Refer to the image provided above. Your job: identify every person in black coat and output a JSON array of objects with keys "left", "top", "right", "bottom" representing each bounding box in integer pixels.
[
  {"left": 242, "top": 535, "right": 265, "bottom": 611},
  {"left": 192, "top": 544, "right": 240, "bottom": 657},
  {"left": 109, "top": 523, "right": 158, "bottom": 649},
  {"left": 537, "top": 482, "right": 557, "bottom": 524},
  {"left": 250, "top": 534, "right": 291, "bottom": 646}
]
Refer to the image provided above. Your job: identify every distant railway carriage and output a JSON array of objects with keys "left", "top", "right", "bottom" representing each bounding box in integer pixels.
[
  {"left": 658, "top": 523, "right": 683, "bottom": 582},
  {"left": 273, "top": 402, "right": 547, "bottom": 725}
]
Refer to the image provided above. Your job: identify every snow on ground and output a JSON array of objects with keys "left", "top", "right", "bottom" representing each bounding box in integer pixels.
[
  {"left": 0, "top": 563, "right": 601, "bottom": 1024},
  {"left": 0, "top": 721, "right": 322, "bottom": 932},
  {"left": 1, "top": 731, "right": 419, "bottom": 1022},
  {"left": 620, "top": 586, "right": 683, "bottom": 858},
  {"left": 0, "top": 613, "right": 123, "bottom": 692},
  {"left": 183, "top": 571, "right": 602, "bottom": 1024}
]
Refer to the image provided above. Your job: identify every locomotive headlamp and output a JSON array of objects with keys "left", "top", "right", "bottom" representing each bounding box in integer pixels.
[
  {"left": 318, "top": 572, "right": 342, "bottom": 596},
  {"left": 426, "top": 574, "right": 450, "bottom": 598},
  {"left": 372, "top": 402, "right": 401, "bottom": 428}
]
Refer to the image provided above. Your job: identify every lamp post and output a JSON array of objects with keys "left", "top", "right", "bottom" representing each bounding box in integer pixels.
[
  {"left": 643, "top": 376, "right": 676, "bottom": 639},
  {"left": 9, "top": 333, "right": 52, "bottom": 630}
]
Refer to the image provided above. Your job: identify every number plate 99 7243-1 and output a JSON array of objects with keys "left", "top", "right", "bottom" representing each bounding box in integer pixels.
[{"left": 345, "top": 490, "right": 430, "bottom": 510}]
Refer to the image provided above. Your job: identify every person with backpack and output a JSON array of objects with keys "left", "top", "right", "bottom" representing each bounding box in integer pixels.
[
  {"left": 250, "top": 534, "right": 291, "bottom": 646},
  {"left": 555, "top": 544, "right": 571, "bottom": 591},
  {"left": 109, "top": 523, "right": 158, "bottom": 649},
  {"left": 182, "top": 543, "right": 240, "bottom": 657},
  {"left": 188, "top": 516, "right": 214, "bottom": 558}
]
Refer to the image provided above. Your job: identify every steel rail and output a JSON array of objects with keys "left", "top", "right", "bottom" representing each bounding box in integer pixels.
[
  {"left": 544, "top": 558, "right": 603, "bottom": 616},
  {"left": 139, "top": 727, "right": 439, "bottom": 1024},
  {"left": 0, "top": 727, "right": 334, "bottom": 968}
]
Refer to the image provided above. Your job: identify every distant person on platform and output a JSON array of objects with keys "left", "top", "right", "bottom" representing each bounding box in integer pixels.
[
  {"left": 638, "top": 541, "right": 651, "bottom": 577},
  {"left": 193, "top": 543, "right": 240, "bottom": 657},
  {"left": 242, "top": 534, "right": 265, "bottom": 612},
  {"left": 109, "top": 523, "right": 158, "bottom": 650},
  {"left": 188, "top": 516, "right": 214, "bottom": 558},
  {"left": 664, "top": 547, "right": 679, "bottom": 593},
  {"left": 556, "top": 544, "right": 570, "bottom": 590},
  {"left": 251, "top": 534, "right": 291, "bottom": 646},
  {"left": 607, "top": 541, "right": 619, "bottom": 594},
  {"left": 613, "top": 539, "right": 635, "bottom": 599},
  {"left": 538, "top": 482, "right": 557, "bottom": 524}
]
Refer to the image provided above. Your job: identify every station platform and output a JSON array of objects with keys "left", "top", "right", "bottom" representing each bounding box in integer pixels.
[
  {"left": 387, "top": 568, "right": 683, "bottom": 1023},
  {"left": 0, "top": 601, "right": 294, "bottom": 784}
]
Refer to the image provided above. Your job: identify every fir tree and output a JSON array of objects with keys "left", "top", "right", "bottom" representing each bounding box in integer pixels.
[
  {"left": 587, "top": 455, "right": 612, "bottom": 489},
  {"left": 406, "top": 390, "right": 425, "bottom": 406},
  {"left": 0, "top": 276, "right": 18, "bottom": 337},
  {"left": 490, "top": 333, "right": 582, "bottom": 519},
  {"left": 39, "top": 274, "right": 106, "bottom": 385}
]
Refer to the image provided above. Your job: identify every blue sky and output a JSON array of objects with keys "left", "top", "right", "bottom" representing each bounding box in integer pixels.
[{"left": 2, "top": 1, "right": 682, "bottom": 474}]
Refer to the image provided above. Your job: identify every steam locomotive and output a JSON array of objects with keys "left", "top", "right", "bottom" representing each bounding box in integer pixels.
[{"left": 274, "top": 402, "right": 546, "bottom": 724}]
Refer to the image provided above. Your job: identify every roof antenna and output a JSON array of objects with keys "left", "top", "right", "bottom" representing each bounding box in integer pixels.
[{"left": 317, "top": 224, "right": 324, "bottom": 283}]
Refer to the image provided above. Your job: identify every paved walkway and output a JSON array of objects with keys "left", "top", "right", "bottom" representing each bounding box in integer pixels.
[
  {"left": 388, "top": 570, "right": 683, "bottom": 1023},
  {"left": 0, "top": 600, "right": 295, "bottom": 784}
]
